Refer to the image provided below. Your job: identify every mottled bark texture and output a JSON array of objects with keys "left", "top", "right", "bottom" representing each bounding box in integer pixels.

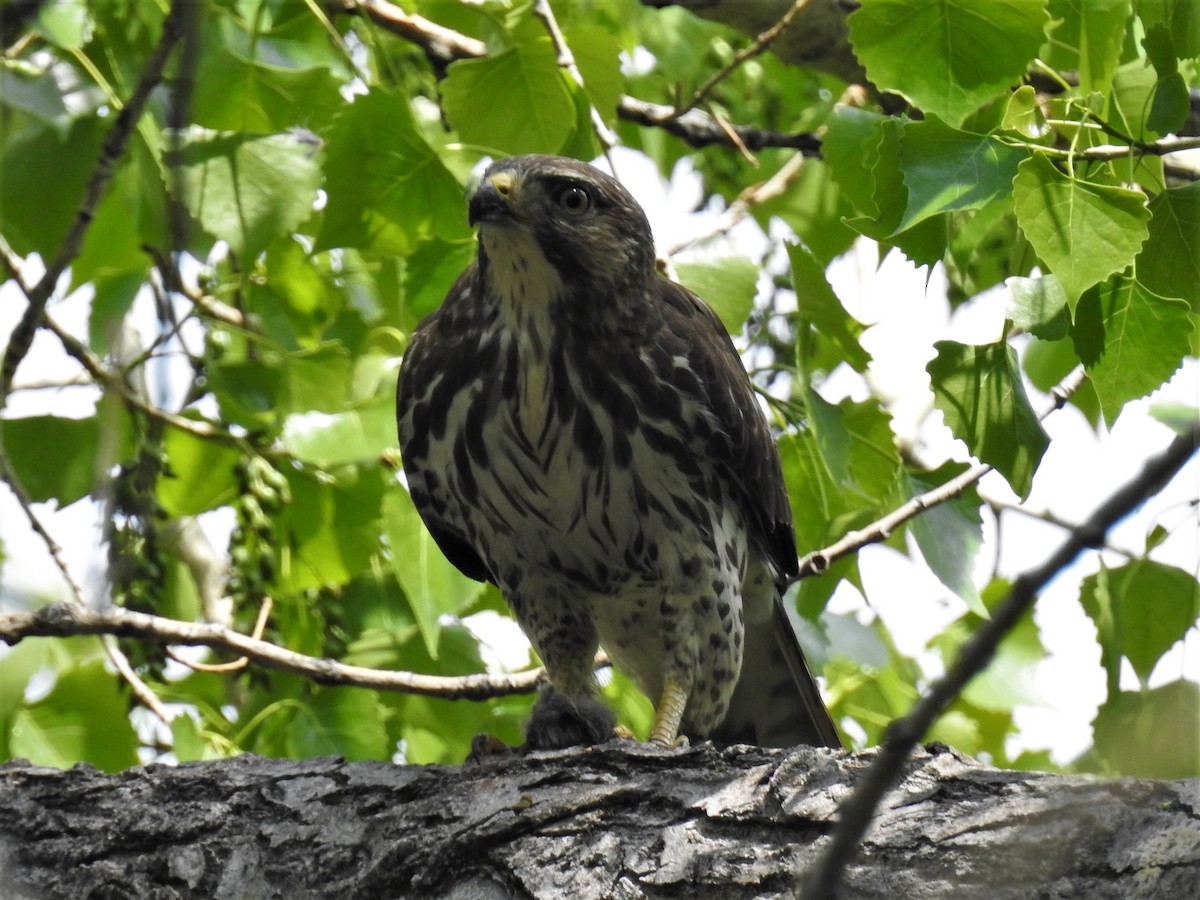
[{"left": 0, "top": 743, "right": 1196, "bottom": 899}]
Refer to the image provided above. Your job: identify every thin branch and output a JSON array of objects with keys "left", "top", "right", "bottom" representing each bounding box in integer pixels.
[
  {"left": 659, "top": 0, "right": 814, "bottom": 123},
  {"left": 794, "top": 365, "right": 1089, "bottom": 581},
  {"left": 532, "top": 0, "right": 618, "bottom": 153},
  {"left": 667, "top": 151, "right": 808, "bottom": 257},
  {"left": 802, "top": 419, "right": 1200, "bottom": 898},
  {"left": 0, "top": 0, "right": 190, "bottom": 402},
  {"left": 349, "top": 0, "right": 486, "bottom": 64},
  {"left": 0, "top": 457, "right": 86, "bottom": 605},
  {"left": 345, "top": 0, "right": 824, "bottom": 156},
  {"left": 619, "top": 95, "right": 823, "bottom": 154},
  {"left": 40, "top": 313, "right": 236, "bottom": 445},
  {"left": 0, "top": 603, "right": 552, "bottom": 700},
  {"left": 165, "top": 596, "right": 271, "bottom": 673},
  {"left": 986, "top": 498, "right": 1140, "bottom": 559}
]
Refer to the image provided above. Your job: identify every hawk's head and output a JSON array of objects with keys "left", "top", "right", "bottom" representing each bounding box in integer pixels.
[{"left": 468, "top": 156, "right": 656, "bottom": 312}]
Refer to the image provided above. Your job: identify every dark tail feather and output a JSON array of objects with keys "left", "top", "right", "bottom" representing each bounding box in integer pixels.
[{"left": 712, "top": 595, "right": 842, "bottom": 749}]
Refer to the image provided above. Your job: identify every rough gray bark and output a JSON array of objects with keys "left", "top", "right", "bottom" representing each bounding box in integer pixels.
[{"left": 0, "top": 742, "right": 1196, "bottom": 899}]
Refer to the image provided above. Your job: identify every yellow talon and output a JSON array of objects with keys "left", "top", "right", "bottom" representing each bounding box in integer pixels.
[{"left": 650, "top": 674, "right": 691, "bottom": 748}]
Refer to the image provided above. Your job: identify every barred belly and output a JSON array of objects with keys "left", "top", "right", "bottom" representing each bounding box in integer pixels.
[{"left": 415, "top": 332, "right": 751, "bottom": 735}]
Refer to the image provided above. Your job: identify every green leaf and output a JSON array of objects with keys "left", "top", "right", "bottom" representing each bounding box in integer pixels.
[
  {"left": 848, "top": 0, "right": 1049, "bottom": 126},
  {"left": 190, "top": 45, "right": 344, "bottom": 134},
  {"left": 565, "top": 24, "right": 623, "bottom": 126},
  {"left": 9, "top": 660, "right": 140, "bottom": 772},
  {"left": 1071, "top": 277, "right": 1191, "bottom": 424},
  {"left": 383, "top": 487, "right": 486, "bottom": 658},
  {"left": 1043, "top": 0, "right": 1130, "bottom": 92},
  {"left": 1005, "top": 274, "right": 1069, "bottom": 336},
  {"left": 786, "top": 242, "right": 870, "bottom": 372},
  {"left": 927, "top": 340, "right": 1050, "bottom": 498},
  {"left": 280, "top": 467, "right": 384, "bottom": 592},
  {"left": 1012, "top": 153, "right": 1151, "bottom": 305},
  {"left": 318, "top": 90, "right": 470, "bottom": 254},
  {"left": 1080, "top": 560, "right": 1200, "bottom": 688},
  {"left": 32, "top": 0, "right": 91, "bottom": 50},
  {"left": 1136, "top": 182, "right": 1200, "bottom": 311},
  {"left": 906, "top": 464, "right": 984, "bottom": 615},
  {"left": 823, "top": 106, "right": 885, "bottom": 218},
  {"left": 1088, "top": 681, "right": 1200, "bottom": 778},
  {"left": 896, "top": 118, "right": 1025, "bottom": 231},
  {"left": 281, "top": 399, "right": 398, "bottom": 467},
  {"left": 1142, "top": 24, "right": 1191, "bottom": 136},
  {"left": 1140, "top": 0, "right": 1200, "bottom": 58},
  {"left": 157, "top": 427, "right": 242, "bottom": 518},
  {"left": 285, "top": 689, "right": 390, "bottom": 761},
  {"left": 2, "top": 413, "right": 130, "bottom": 506},
  {"left": 0, "top": 116, "right": 104, "bottom": 255},
  {"left": 174, "top": 127, "right": 322, "bottom": 261},
  {"left": 441, "top": 40, "right": 574, "bottom": 155},
  {"left": 673, "top": 256, "right": 758, "bottom": 333}
]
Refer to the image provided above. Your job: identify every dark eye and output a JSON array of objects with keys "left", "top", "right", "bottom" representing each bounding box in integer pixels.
[{"left": 557, "top": 185, "right": 591, "bottom": 215}]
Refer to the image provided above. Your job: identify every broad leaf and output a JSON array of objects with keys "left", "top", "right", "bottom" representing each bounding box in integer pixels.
[
  {"left": 673, "top": 255, "right": 758, "bottom": 333},
  {"left": 318, "top": 90, "right": 470, "bottom": 255},
  {"left": 1071, "top": 277, "right": 1191, "bottom": 424},
  {"left": 1136, "top": 182, "right": 1200, "bottom": 311},
  {"left": 8, "top": 660, "right": 140, "bottom": 772},
  {"left": 441, "top": 39, "right": 575, "bottom": 155},
  {"left": 1043, "top": 0, "right": 1130, "bottom": 92},
  {"left": 927, "top": 340, "right": 1049, "bottom": 498},
  {"left": 383, "top": 487, "right": 486, "bottom": 658},
  {"left": 1080, "top": 560, "right": 1200, "bottom": 688},
  {"left": 848, "top": 0, "right": 1049, "bottom": 126},
  {"left": 897, "top": 118, "right": 1024, "bottom": 231},
  {"left": 1089, "top": 681, "right": 1200, "bottom": 779},
  {"left": 174, "top": 127, "right": 322, "bottom": 261},
  {"left": 906, "top": 464, "right": 984, "bottom": 615},
  {"left": 1013, "top": 153, "right": 1151, "bottom": 305},
  {"left": 788, "top": 243, "right": 868, "bottom": 372}
]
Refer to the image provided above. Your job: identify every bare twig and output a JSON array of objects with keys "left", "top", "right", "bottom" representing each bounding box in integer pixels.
[
  {"left": 350, "top": 0, "right": 486, "bottom": 64},
  {"left": 660, "top": 0, "right": 813, "bottom": 123},
  {"left": 39, "top": 313, "right": 235, "bottom": 445},
  {"left": 532, "top": 0, "right": 618, "bottom": 153},
  {"left": 0, "top": 0, "right": 190, "bottom": 402},
  {"left": 165, "top": 596, "right": 272, "bottom": 673},
  {"left": 794, "top": 365, "right": 1089, "bottom": 581},
  {"left": 802, "top": 419, "right": 1200, "bottom": 898},
  {"left": 344, "top": 0, "right": 824, "bottom": 155},
  {"left": 0, "top": 603, "right": 554, "bottom": 700},
  {"left": 667, "top": 151, "right": 809, "bottom": 256}
]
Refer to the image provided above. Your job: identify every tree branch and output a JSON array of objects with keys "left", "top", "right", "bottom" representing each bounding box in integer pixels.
[
  {"left": 344, "top": 0, "right": 824, "bottom": 155},
  {"left": 795, "top": 365, "right": 1089, "bottom": 580},
  {"left": 0, "top": 602, "right": 549, "bottom": 700},
  {"left": 658, "top": 0, "right": 816, "bottom": 123},
  {"left": 0, "top": 0, "right": 190, "bottom": 402},
  {"left": 803, "top": 419, "right": 1200, "bottom": 898}
]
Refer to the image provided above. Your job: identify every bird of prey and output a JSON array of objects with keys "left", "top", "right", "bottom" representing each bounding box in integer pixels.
[{"left": 396, "top": 154, "right": 840, "bottom": 750}]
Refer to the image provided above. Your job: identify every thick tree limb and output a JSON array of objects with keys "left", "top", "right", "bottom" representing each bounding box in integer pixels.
[{"left": 0, "top": 743, "right": 1195, "bottom": 898}]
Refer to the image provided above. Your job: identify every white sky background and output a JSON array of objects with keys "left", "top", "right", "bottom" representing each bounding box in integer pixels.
[{"left": 1, "top": 146, "right": 1197, "bottom": 766}]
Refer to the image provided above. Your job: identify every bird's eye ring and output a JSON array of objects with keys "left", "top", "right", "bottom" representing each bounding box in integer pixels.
[{"left": 557, "top": 185, "right": 591, "bottom": 215}]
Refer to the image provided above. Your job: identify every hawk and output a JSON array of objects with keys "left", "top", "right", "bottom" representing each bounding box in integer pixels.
[{"left": 396, "top": 154, "right": 840, "bottom": 750}]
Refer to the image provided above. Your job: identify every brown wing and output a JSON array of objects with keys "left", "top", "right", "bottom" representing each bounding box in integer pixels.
[
  {"left": 649, "top": 276, "right": 842, "bottom": 749},
  {"left": 395, "top": 264, "right": 493, "bottom": 585},
  {"left": 648, "top": 276, "right": 798, "bottom": 582}
]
